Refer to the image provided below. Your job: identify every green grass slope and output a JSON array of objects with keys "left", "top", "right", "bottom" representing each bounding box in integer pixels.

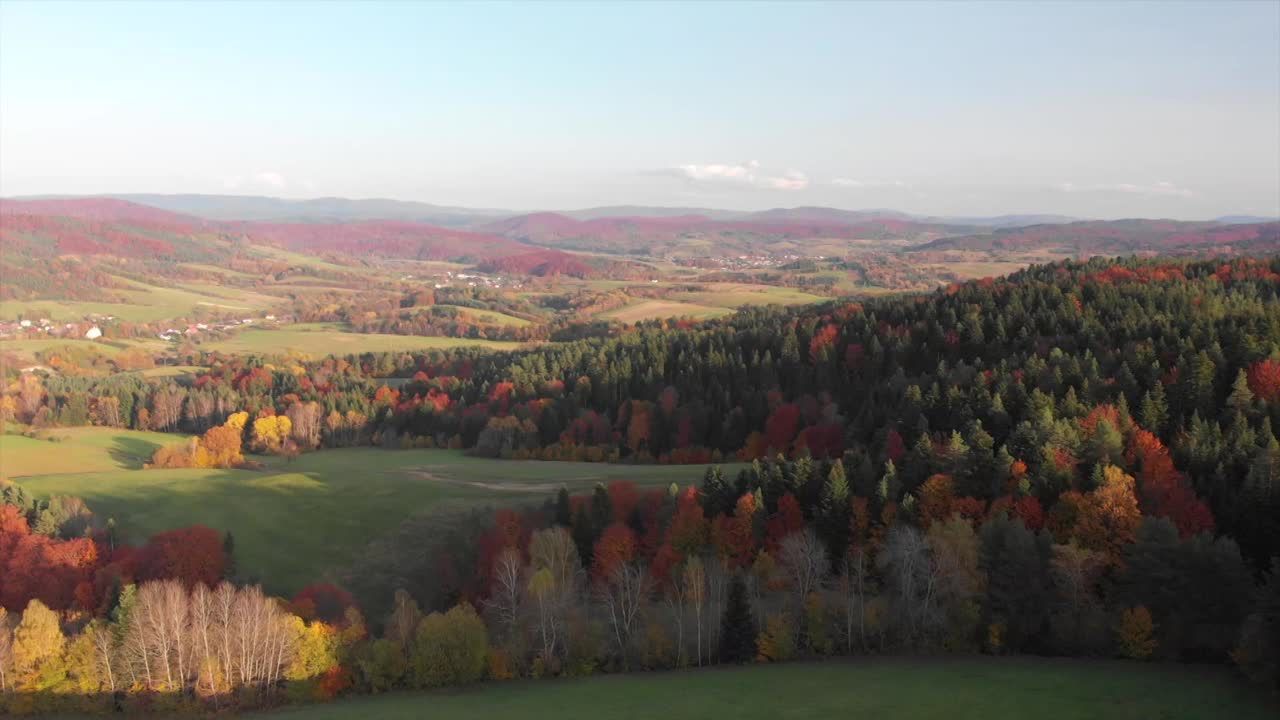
[
  {"left": 13, "top": 431, "right": 742, "bottom": 594},
  {"left": 249, "top": 658, "right": 1275, "bottom": 720}
]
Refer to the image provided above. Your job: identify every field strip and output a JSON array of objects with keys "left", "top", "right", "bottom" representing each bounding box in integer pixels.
[{"left": 402, "top": 468, "right": 565, "bottom": 493}]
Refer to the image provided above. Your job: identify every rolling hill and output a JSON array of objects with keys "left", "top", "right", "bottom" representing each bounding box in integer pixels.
[
  {"left": 0, "top": 198, "right": 593, "bottom": 271},
  {"left": 911, "top": 219, "right": 1280, "bottom": 255},
  {"left": 480, "top": 211, "right": 958, "bottom": 256}
]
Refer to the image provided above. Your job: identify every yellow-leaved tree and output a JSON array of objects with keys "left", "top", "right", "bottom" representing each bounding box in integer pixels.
[
  {"left": 13, "top": 600, "right": 65, "bottom": 690},
  {"left": 1117, "top": 605, "right": 1157, "bottom": 660},
  {"left": 252, "top": 415, "right": 293, "bottom": 454}
]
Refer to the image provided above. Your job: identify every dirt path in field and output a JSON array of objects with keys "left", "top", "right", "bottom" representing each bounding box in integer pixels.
[{"left": 401, "top": 467, "right": 592, "bottom": 494}]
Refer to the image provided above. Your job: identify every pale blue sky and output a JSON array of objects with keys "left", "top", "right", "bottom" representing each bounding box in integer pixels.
[{"left": 2, "top": 0, "right": 1277, "bottom": 218}]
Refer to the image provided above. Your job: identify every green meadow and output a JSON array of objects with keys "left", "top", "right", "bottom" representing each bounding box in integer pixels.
[
  {"left": 249, "top": 658, "right": 1276, "bottom": 720},
  {"left": 7, "top": 428, "right": 740, "bottom": 594},
  {"left": 201, "top": 323, "right": 524, "bottom": 356}
]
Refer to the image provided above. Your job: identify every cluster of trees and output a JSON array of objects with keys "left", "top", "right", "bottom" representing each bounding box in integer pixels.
[
  {"left": 339, "top": 439, "right": 1275, "bottom": 682},
  {"left": 4, "top": 462, "right": 1278, "bottom": 713},
  {"left": 0, "top": 580, "right": 347, "bottom": 714},
  {"left": 149, "top": 413, "right": 248, "bottom": 469},
  {"left": 1, "top": 488, "right": 229, "bottom": 618}
]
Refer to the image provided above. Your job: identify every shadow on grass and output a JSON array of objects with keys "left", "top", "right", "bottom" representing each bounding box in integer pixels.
[{"left": 109, "top": 436, "right": 168, "bottom": 469}]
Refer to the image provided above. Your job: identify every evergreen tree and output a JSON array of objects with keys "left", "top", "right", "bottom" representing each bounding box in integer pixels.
[
  {"left": 554, "top": 486, "right": 572, "bottom": 527},
  {"left": 819, "top": 460, "right": 851, "bottom": 563},
  {"left": 590, "top": 482, "right": 613, "bottom": 537},
  {"left": 979, "top": 514, "right": 1050, "bottom": 652},
  {"left": 1227, "top": 369, "right": 1256, "bottom": 418},
  {"left": 223, "top": 531, "right": 237, "bottom": 579},
  {"left": 719, "top": 575, "right": 757, "bottom": 663},
  {"left": 701, "top": 465, "right": 732, "bottom": 517},
  {"left": 571, "top": 503, "right": 595, "bottom": 568},
  {"left": 1140, "top": 383, "right": 1169, "bottom": 435}
]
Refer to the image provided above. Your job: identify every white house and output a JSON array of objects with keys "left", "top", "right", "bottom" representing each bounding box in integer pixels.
[{"left": 84, "top": 326, "right": 103, "bottom": 340}]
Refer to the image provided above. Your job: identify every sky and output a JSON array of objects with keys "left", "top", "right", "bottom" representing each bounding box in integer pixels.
[{"left": 1, "top": 1, "right": 1278, "bottom": 219}]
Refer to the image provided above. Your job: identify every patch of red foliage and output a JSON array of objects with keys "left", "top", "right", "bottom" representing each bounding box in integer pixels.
[{"left": 474, "top": 249, "right": 593, "bottom": 277}]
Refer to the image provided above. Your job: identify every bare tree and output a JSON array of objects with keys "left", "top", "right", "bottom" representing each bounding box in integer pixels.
[
  {"left": 212, "top": 581, "right": 237, "bottom": 693},
  {"left": 150, "top": 386, "right": 186, "bottom": 432},
  {"left": 779, "top": 529, "right": 828, "bottom": 610},
  {"left": 596, "top": 561, "right": 650, "bottom": 665},
  {"left": 84, "top": 621, "right": 117, "bottom": 693},
  {"left": 113, "top": 580, "right": 298, "bottom": 696},
  {"left": 528, "top": 568, "right": 558, "bottom": 662},
  {"left": 837, "top": 548, "right": 873, "bottom": 653},
  {"left": 486, "top": 548, "right": 524, "bottom": 641},
  {"left": 188, "top": 583, "right": 217, "bottom": 695},
  {"left": 95, "top": 395, "right": 122, "bottom": 428},
  {"left": 1050, "top": 542, "right": 1104, "bottom": 616},
  {"left": 878, "top": 525, "right": 941, "bottom": 647},
  {"left": 286, "top": 401, "right": 323, "bottom": 449},
  {"left": 185, "top": 390, "right": 216, "bottom": 432},
  {"left": 683, "top": 556, "right": 707, "bottom": 667},
  {"left": 129, "top": 580, "right": 184, "bottom": 690},
  {"left": 528, "top": 528, "right": 581, "bottom": 660},
  {"left": 663, "top": 569, "right": 687, "bottom": 668},
  {"left": 703, "top": 555, "right": 728, "bottom": 663},
  {"left": 386, "top": 589, "right": 423, "bottom": 649}
]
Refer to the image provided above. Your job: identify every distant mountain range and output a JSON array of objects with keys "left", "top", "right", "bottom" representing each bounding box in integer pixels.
[
  {"left": 913, "top": 219, "right": 1280, "bottom": 255},
  {"left": 11, "top": 194, "right": 1275, "bottom": 231},
  {"left": 7, "top": 193, "right": 1092, "bottom": 229},
  {"left": 0, "top": 197, "right": 586, "bottom": 273},
  {"left": 3, "top": 196, "right": 1277, "bottom": 268}
]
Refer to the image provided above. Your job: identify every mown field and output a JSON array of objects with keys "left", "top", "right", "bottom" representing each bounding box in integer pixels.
[
  {"left": 250, "top": 658, "right": 1276, "bottom": 720},
  {"left": 431, "top": 304, "right": 534, "bottom": 327},
  {"left": 0, "top": 277, "right": 282, "bottom": 323},
  {"left": 0, "top": 337, "right": 170, "bottom": 365},
  {"left": 7, "top": 428, "right": 742, "bottom": 594},
  {"left": 600, "top": 300, "right": 733, "bottom": 323},
  {"left": 201, "top": 323, "right": 524, "bottom": 356},
  {"left": 671, "top": 283, "right": 828, "bottom": 309}
]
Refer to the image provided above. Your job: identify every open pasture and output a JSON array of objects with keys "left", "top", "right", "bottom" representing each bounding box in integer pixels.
[
  {"left": 201, "top": 323, "right": 523, "bottom": 356},
  {"left": 599, "top": 299, "right": 732, "bottom": 323},
  {"left": 249, "top": 657, "right": 1276, "bottom": 720},
  {"left": 13, "top": 431, "right": 741, "bottom": 594}
]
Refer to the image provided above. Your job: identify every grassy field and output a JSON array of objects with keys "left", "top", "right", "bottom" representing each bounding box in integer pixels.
[
  {"left": 133, "top": 364, "right": 208, "bottom": 378},
  {"left": 250, "top": 658, "right": 1275, "bottom": 720},
  {"left": 0, "top": 337, "right": 170, "bottom": 366},
  {"left": 600, "top": 300, "right": 733, "bottom": 323},
  {"left": 1, "top": 427, "right": 183, "bottom": 477},
  {"left": 672, "top": 284, "right": 827, "bottom": 308},
  {"left": 430, "top": 305, "right": 534, "bottom": 327},
  {"left": 0, "top": 278, "right": 282, "bottom": 323},
  {"left": 12, "top": 429, "right": 742, "bottom": 594},
  {"left": 202, "top": 323, "right": 524, "bottom": 357}
]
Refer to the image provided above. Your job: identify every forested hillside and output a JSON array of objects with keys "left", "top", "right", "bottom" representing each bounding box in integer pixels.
[
  {"left": 3, "top": 255, "right": 1280, "bottom": 714},
  {"left": 11, "top": 256, "right": 1280, "bottom": 562}
]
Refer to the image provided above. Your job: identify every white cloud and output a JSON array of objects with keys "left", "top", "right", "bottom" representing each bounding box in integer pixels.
[
  {"left": 1055, "top": 180, "right": 1193, "bottom": 198},
  {"left": 254, "top": 171, "right": 287, "bottom": 188},
  {"left": 677, "top": 160, "right": 759, "bottom": 182},
  {"left": 832, "top": 178, "right": 908, "bottom": 189},
  {"left": 765, "top": 170, "right": 809, "bottom": 190},
  {"left": 671, "top": 161, "right": 809, "bottom": 191}
]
